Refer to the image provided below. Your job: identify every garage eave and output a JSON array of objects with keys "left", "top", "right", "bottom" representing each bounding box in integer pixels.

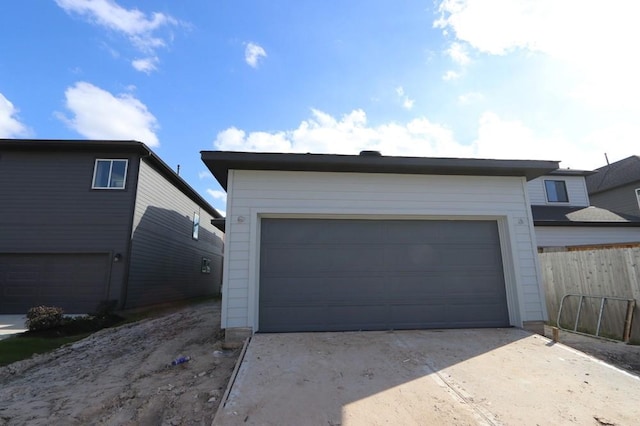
[{"left": 200, "top": 151, "right": 560, "bottom": 190}]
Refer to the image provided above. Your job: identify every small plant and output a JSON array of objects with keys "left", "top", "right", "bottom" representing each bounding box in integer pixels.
[
  {"left": 25, "top": 306, "right": 65, "bottom": 331},
  {"left": 91, "top": 299, "right": 118, "bottom": 319}
]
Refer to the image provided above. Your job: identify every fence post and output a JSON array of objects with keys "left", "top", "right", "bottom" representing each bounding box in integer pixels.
[{"left": 623, "top": 299, "right": 636, "bottom": 343}]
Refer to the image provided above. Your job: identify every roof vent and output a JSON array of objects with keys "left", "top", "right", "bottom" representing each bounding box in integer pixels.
[{"left": 359, "top": 150, "right": 382, "bottom": 157}]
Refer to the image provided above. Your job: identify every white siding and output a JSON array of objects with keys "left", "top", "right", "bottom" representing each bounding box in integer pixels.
[
  {"left": 221, "top": 170, "right": 546, "bottom": 330},
  {"left": 528, "top": 175, "right": 590, "bottom": 206},
  {"left": 535, "top": 227, "right": 640, "bottom": 248}
]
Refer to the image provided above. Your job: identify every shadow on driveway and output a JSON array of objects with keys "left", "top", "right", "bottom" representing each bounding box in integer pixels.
[{"left": 214, "top": 328, "right": 640, "bottom": 425}]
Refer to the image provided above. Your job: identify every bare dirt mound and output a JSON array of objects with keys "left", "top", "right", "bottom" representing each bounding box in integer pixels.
[{"left": 0, "top": 301, "right": 240, "bottom": 426}]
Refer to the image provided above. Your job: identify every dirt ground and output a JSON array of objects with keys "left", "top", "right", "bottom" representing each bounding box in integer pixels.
[
  {"left": 543, "top": 325, "right": 640, "bottom": 375},
  {"left": 1, "top": 302, "right": 638, "bottom": 426},
  {"left": 0, "top": 301, "right": 240, "bottom": 426}
]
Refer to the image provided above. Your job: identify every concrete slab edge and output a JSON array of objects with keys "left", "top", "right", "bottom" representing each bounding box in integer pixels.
[
  {"left": 212, "top": 336, "right": 251, "bottom": 426},
  {"left": 533, "top": 334, "right": 640, "bottom": 381}
]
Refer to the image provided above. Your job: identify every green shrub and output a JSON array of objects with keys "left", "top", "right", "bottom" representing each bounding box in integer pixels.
[{"left": 25, "top": 306, "right": 65, "bottom": 331}]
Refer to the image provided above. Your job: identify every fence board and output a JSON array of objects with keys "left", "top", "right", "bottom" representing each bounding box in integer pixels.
[{"left": 539, "top": 247, "right": 640, "bottom": 343}]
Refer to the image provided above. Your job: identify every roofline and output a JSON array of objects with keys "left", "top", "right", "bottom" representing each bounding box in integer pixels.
[
  {"left": 588, "top": 182, "right": 640, "bottom": 196},
  {"left": 548, "top": 168, "right": 597, "bottom": 177},
  {"left": 1, "top": 139, "right": 222, "bottom": 219},
  {"left": 533, "top": 221, "right": 640, "bottom": 227},
  {"left": 200, "top": 150, "right": 560, "bottom": 190}
]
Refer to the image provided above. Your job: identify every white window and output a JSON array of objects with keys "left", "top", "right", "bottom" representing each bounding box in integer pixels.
[
  {"left": 193, "top": 213, "right": 200, "bottom": 240},
  {"left": 92, "top": 159, "right": 128, "bottom": 189},
  {"left": 544, "top": 180, "right": 569, "bottom": 203},
  {"left": 636, "top": 188, "right": 640, "bottom": 210}
]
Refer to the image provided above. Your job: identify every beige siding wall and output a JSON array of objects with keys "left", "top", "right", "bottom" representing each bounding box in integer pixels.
[
  {"left": 527, "top": 175, "right": 590, "bottom": 206},
  {"left": 222, "top": 170, "right": 546, "bottom": 330},
  {"left": 536, "top": 227, "right": 640, "bottom": 248}
]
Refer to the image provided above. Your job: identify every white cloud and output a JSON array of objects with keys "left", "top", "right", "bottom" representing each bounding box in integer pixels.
[
  {"left": 199, "top": 170, "right": 212, "bottom": 179},
  {"left": 469, "top": 111, "right": 635, "bottom": 170},
  {"left": 207, "top": 189, "right": 227, "bottom": 201},
  {"left": 214, "top": 109, "right": 464, "bottom": 157},
  {"left": 395, "top": 86, "right": 415, "bottom": 110},
  {"left": 57, "top": 82, "right": 159, "bottom": 146},
  {"left": 56, "top": 0, "right": 181, "bottom": 71},
  {"left": 446, "top": 41, "right": 470, "bottom": 65},
  {"left": 435, "top": 0, "right": 640, "bottom": 109},
  {"left": 442, "top": 70, "right": 460, "bottom": 81},
  {"left": 132, "top": 56, "right": 159, "bottom": 74},
  {"left": 244, "top": 42, "right": 267, "bottom": 68},
  {"left": 458, "top": 92, "right": 484, "bottom": 105},
  {"left": 213, "top": 108, "right": 631, "bottom": 170},
  {"left": 0, "top": 93, "right": 29, "bottom": 137}
]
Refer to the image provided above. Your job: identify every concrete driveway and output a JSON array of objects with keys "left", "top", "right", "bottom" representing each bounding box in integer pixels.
[
  {"left": 0, "top": 315, "right": 27, "bottom": 340},
  {"left": 214, "top": 329, "right": 640, "bottom": 425}
]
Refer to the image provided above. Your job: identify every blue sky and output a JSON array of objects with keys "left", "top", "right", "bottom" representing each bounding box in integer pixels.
[{"left": 1, "top": 0, "right": 639, "bottom": 215}]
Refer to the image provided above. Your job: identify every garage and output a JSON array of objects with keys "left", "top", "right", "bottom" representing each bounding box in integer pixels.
[
  {"left": 259, "top": 218, "right": 509, "bottom": 332},
  {"left": 0, "top": 253, "right": 110, "bottom": 314}
]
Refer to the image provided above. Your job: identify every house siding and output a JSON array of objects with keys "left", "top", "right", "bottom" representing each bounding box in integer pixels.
[
  {"left": 221, "top": 170, "right": 545, "bottom": 330},
  {"left": 126, "top": 160, "right": 224, "bottom": 308},
  {"left": 535, "top": 227, "right": 640, "bottom": 248},
  {"left": 527, "top": 175, "right": 590, "bottom": 206},
  {"left": 589, "top": 182, "right": 640, "bottom": 217},
  {"left": 0, "top": 149, "right": 138, "bottom": 304}
]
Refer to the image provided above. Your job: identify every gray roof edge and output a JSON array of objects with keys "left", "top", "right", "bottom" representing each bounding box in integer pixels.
[
  {"left": 548, "top": 168, "right": 596, "bottom": 176},
  {"left": 201, "top": 150, "right": 560, "bottom": 189}
]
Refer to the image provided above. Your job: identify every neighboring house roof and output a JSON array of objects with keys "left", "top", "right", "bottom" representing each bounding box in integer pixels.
[
  {"left": 0, "top": 139, "right": 223, "bottom": 219},
  {"left": 585, "top": 155, "right": 640, "bottom": 194},
  {"left": 531, "top": 205, "right": 640, "bottom": 227},
  {"left": 548, "top": 168, "right": 596, "bottom": 177},
  {"left": 200, "top": 150, "right": 560, "bottom": 190}
]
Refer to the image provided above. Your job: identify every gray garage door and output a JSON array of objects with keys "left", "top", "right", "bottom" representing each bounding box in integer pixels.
[
  {"left": 0, "top": 253, "right": 110, "bottom": 314},
  {"left": 259, "top": 219, "right": 509, "bottom": 332}
]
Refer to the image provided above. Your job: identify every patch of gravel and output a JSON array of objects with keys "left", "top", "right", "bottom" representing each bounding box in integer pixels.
[{"left": 0, "top": 301, "right": 240, "bottom": 426}]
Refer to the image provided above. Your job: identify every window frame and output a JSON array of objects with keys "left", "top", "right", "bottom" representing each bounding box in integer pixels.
[
  {"left": 635, "top": 188, "right": 640, "bottom": 211},
  {"left": 201, "top": 257, "right": 211, "bottom": 274},
  {"left": 92, "top": 159, "right": 129, "bottom": 190},
  {"left": 544, "top": 179, "right": 569, "bottom": 203},
  {"left": 192, "top": 212, "right": 200, "bottom": 240}
]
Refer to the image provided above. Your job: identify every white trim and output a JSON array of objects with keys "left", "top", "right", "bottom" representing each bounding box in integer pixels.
[
  {"left": 522, "top": 177, "right": 548, "bottom": 321},
  {"left": 636, "top": 188, "right": 640, "bottom": 211},
  {"left": 249, "top": 210, "right": 523, "bottom": 331},
  {"left": 220, "top": 170, "right": 235, "bottom": 329},
  {"left": 91, "top": 158, "right": 129, "bottom": 190}
]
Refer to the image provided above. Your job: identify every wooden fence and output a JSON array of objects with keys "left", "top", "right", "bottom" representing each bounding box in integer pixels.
[{"left": 539, "top": 247, "right": 640, "bottom": 343}]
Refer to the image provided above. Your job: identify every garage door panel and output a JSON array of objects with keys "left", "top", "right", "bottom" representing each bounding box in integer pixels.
[
  {"left": 0, "top": 253, "right": 110, "bottom": 314},
  {"left": 259, "top": 219, "right": 509, "bottom": 331},
  {"left": 262, "top": 219, "right": 384, "bottom": 245},
  {"left": 261, "top": 277, "right": 388, "bottom": 304},
  {"left": 263, "top": 246, "right": 386, "bottom": 273}
]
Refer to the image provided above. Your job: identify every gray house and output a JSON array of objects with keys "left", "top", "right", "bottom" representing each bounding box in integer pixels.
[
  {"left": 528, "top": 169, "right": 640, "bottom": 250},
  {"left": 201, "top": 150, "right": 558, "bottom": 337},
  {"left": 585, "top": 155, "right": 640, "bottom": 217},
  {"left": 0, "top": 139, "right": 224, "bottom": 314}
]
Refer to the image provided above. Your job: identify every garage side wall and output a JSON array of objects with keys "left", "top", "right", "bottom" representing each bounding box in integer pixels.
[
  {"left": 221, "top": 170, "right": 545, "bottom": 331},
  {"left": 126, "top": 160, "right": 225, "bottom": 308}
]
